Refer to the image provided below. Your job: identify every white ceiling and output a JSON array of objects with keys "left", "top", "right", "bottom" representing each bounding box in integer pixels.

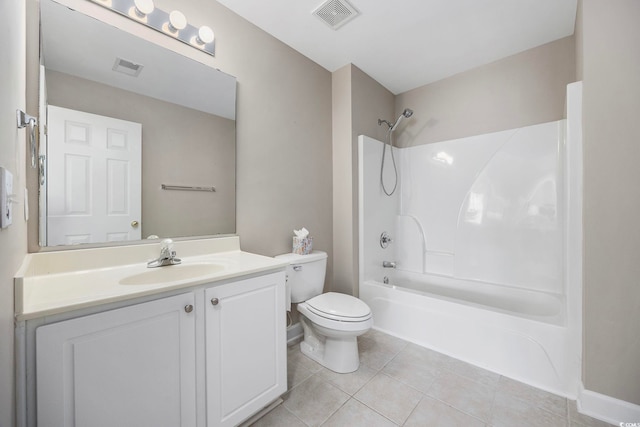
[{"left": 217, "top": 0, "right": 577, "bottom": 94}]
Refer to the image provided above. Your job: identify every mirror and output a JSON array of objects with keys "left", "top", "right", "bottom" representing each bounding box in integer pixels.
[{"left": 39, "top": 0, "right": 236, "bottom": 247}]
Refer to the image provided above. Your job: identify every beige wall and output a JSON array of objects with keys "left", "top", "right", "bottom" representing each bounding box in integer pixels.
[
  {"left": 214, "top": 14, "right": 333, "bottom": 263},
  {"left": 45, "top": 70, "right": 236, "bottom": 241},
  {"left": 395, "top": 36, "right": 576, "bottom": 147},
  {"left": 575, "top": 1, "right": 583, "bottom": 81},
  {"left": 332, "top": 65, "right": 353, "bottom": 295},
  {"left": 0, "top": 0, "right": 28, "bottom": 425},
  {"left": 331, "top": 64, "right": 394, "bottom": 295},
  {"left": 581, "top": 0, "right": 640, "bottom": 404}
]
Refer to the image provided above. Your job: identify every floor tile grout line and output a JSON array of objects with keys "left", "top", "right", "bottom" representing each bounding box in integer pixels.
[
  {"left": 492, "top": 379, "right": 570, "bottom": 421},
  {"left": 351, "top": 371, "right": 426, "bottom": 426},
  {"left": 281, "top": 404, "right": 313, "bottom": 427},
  {"left": 317, "top": 397, "right": 351, "bottom": 426},
  {"left": 350, "top": 394, "right": 404, "bottom": 426},
  {"left": 319, "top": 368, "right": 377, "bottom": 397},
  {"left": 426, "top": 393, "right": 495, "bottom": 425},
  {"left": 401, "top": 394, "right": 427, "bottom": 427},
  {"left": 316, "top": 395, "right": 349, "bottom": 427}
]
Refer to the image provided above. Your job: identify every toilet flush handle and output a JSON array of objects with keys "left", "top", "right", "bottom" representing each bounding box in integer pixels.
[{"left": 293, "top": 265, "right": 303, "bottom": 272}]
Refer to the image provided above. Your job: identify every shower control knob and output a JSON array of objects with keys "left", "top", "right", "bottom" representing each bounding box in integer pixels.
[
  {"left": 380, "top": 231, "right": 393, "bottom": 249},
  {"left": 211, "top": 298, "right": 219, "bottom": 306},
  {"left": 184, "top": 304, "right": 194, "bottom": 313}
]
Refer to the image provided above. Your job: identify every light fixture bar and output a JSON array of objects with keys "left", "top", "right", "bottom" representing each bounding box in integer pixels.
[{"left": 90, "top": 0, "right": 215, "bottom": 56}]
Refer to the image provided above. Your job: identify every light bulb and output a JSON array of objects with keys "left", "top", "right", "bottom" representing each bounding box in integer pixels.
[
  {"left": 133, "top": 0, "right": 154, "bottom": 17},
  {"left": 168, "top": 10, "right": 187, "bottom": 32},
  {"left": 197, "top": 25, "right": 214, "bottom": 45}
]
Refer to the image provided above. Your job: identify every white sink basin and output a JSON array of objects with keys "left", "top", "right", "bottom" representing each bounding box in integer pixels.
[{"left": 119, "top": 263, "right": 225, "bottom": 285}]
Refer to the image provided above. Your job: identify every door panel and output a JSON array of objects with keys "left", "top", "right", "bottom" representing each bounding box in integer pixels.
[
  {"left": 47, "top": 105, "right": 141, "bottom": 246},
  {"left": 36, "top": 293, "right": 197, "bottom": 427},
  {"left": 205, "top": 272, "right": 287, "bottom": 427}
]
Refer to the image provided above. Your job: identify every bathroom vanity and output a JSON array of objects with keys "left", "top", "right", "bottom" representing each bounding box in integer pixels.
[{"left": 14, "top": 236, "right": 288, "bottom": 427}]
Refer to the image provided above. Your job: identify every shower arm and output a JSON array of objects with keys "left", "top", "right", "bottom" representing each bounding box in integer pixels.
[
  {"left": 377, "top": 119, "right": 393, "bottom": 129},
  {"left": 378, "top": 108, "right": 414, "bottom": 133}
]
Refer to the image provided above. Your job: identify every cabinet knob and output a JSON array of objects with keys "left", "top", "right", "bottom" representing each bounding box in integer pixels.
[
  {"left": 210, "top": 298, "right": 219, "bottom": 306},
  {"left": 184, "top": 304, "right": 194, "bottom": 313}
]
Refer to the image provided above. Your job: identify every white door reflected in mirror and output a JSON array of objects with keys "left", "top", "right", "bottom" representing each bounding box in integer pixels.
[{"left": 46, "top": 106, "right": 142, "bottom": 246}]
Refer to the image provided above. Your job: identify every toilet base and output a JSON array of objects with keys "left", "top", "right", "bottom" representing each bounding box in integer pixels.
[{"left": 299, "top": 317, "right": 361, "bottom": 373}]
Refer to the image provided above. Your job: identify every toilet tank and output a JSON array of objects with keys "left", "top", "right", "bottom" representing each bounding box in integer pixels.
[{"left": 275, "top": 251, "right": 327, "bottom": 303}]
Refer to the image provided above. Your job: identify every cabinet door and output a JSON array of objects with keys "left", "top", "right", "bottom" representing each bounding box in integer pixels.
[
  {"left": 36, "top": 293, "right": 197, "bottom": 427},
  {"left": 205, "top": 272, "right": 287, "bottom": 427}
]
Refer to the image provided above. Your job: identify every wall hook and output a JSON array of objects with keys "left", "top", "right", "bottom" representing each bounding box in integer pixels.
[{"left": 16, "top": 109, "right": 38, "bottom": 168}]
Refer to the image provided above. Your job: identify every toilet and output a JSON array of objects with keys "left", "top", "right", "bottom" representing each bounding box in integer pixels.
[{"left": 275, "top": 251, "right": 372, "bottom": 373}]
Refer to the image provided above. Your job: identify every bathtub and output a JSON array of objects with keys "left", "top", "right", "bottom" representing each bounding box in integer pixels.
[
  {"left": 357, "top": 84, "right": 583, "bottom": 398},
  {"left": 381, "top": 269, "right": 565, "bottom": 324},
  {"left": 360, "top": 274, "right": 579, "bottom": 397}
]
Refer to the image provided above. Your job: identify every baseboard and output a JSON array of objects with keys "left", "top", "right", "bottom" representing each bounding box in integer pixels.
[{"left": 578, "top": 383, "right": 640, "bottom": 425}]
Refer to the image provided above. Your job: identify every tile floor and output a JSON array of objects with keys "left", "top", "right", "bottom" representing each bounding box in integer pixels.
[{"left": 252, "top": 329, "right": 614, "bottom": 427}]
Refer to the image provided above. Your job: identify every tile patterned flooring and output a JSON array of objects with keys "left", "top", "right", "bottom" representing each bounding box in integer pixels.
[{"left": 252, "top": 329, "right": 613, "bottom": 427}]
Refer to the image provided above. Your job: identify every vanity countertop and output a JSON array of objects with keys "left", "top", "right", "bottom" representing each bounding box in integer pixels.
[{"left": 14, "top": 236, "right": 288, "bottom": 321}]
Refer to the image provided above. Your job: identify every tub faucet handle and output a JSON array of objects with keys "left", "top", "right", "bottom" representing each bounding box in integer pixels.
[
  {"left": 380, "top": 232, "right": 393, "bottom": 249},
  {"left": 382, "top": 261, "right": 396, "bottom": 268}
]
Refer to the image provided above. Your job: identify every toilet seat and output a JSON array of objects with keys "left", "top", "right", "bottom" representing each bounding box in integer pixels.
[
  {"left": 306, "top": 292, "right": 372, "bottom": 322},
  {"left": 298, "top": 302, "right": 372, "bottom": 334}
]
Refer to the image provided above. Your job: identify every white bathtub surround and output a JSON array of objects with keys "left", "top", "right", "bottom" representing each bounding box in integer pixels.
[{"left": 358, "top": 84, "right": 583, "bottom": 399}]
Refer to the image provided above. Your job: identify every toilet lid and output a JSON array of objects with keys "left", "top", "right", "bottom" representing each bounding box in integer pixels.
[{"left": 306, "top": 292, "right": 371, "bottom": 320}]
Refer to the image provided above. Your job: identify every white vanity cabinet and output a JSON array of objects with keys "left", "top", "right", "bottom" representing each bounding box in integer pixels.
[
  {"left": 35, "top": 292, "right": 198, "bottom": 427},
  {"left": 205, "top": 272, "right": 287, "bottom": 427},
  {"left": 28, "top": 270, "right": 287, "bottom": 427}
]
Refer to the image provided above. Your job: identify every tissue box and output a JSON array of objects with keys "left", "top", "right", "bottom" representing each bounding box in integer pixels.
[{"left": 293, "top": 236, "right": 313, "bottom": 255}]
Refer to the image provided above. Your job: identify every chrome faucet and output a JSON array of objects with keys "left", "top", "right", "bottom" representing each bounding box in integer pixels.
[
  {"left": 382, "top": 261, "right": 396, "bottom": 268},
  {"left": 147, "top": 238, "right": 182, "bottom": 268}
]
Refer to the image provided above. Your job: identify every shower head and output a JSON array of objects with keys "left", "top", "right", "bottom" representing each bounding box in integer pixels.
[{"left": 390, "top": 108, "right": 414, "bottom": 132}]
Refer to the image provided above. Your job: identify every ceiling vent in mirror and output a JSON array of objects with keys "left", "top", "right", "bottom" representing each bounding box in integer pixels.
[
  {"left": 112, "top": 57, "right": 144, "bottom": 77},
  {"left": 312, "top": 0, "right": 359, "bottom": 30}
]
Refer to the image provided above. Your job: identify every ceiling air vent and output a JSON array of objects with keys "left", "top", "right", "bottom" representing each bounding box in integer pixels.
[
  {"left": 112, "top": 57, "right": 144, "bottom": 77},
  {"left": 312, "top": 0, "right": 359, "bottom": 30}
]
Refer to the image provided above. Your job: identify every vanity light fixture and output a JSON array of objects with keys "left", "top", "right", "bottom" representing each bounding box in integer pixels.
[{"left": 90, "top": 0, "right": 215, "bottom": 56}]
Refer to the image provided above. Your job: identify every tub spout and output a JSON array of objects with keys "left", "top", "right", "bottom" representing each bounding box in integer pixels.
[{"left": 382, "top": 261, "right": 396, "bottom": 268}]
